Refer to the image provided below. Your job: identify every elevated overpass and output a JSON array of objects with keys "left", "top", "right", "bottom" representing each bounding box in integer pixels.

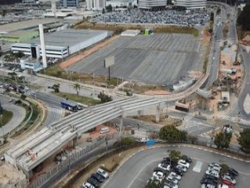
[{"left": 4, "top": 97, "right": 162, "bottom": 176}]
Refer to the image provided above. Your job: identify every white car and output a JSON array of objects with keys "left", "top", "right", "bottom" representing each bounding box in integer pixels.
[
  {"left": 97, "top": 168, "right": 109, "bottom": 179},
  {"left": 158, "top": 163, "right": 171, "bottom": 171},
  {"left": 208, "top": 166, "right": 221, "bottom": 172},
  {"left": 178, "top": 159, "right": 190, "bottom": 168},
  {"left": 152, "top": 171, "right": 165, "bottom": 181},
  {"left": 166, "top": 175, "right": 178, "bottom": 184},
  {"left": 205, "top": 170, "right": 219, "bottom": 178},
  {"left": 169, "top": 172, "right": 181, "bottom": 180},
  {"left": 222, "top": 175, "right": 236, "bottom": 184},
  {"left": 208, "top": 163, "right": 221, "bottom": 169},
  {"left": 82, "top": 182, "right": 95, "bottom": 188}
]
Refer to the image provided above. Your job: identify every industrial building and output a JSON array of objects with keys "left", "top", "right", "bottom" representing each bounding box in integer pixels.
[
  {"left": 106, "top": 0, "right": 137, "bottom": 8},
  {"left": 175, "top": 0, "right": 207, "bottom": 9},
  {"left": 0, "top": 19, "right": 60, "bottom": 42},
  {"left": 11, "top": 29, "right": 111, "bottom": 59},
  {"left": 138, "top": 0, "right": 167, "bottom": 10}
]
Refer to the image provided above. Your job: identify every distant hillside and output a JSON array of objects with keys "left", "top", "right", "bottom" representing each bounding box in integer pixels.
[{"left": 0, "top": 0, "right": 22, "bottom": 5}]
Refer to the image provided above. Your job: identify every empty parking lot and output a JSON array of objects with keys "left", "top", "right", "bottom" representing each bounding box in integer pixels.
[{"left": 67, "top": 33, "right": 203, "bottom": 85}]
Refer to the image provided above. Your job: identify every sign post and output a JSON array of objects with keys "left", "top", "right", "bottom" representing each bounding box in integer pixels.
[{"left": 104, "top": 56, "right": 115, "bottom": 81}]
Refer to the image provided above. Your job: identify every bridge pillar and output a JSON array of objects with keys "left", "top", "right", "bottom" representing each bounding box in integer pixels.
[
  {"left": 119, "top": 115, "right": 123, "bottom": 138},
  {"left": 73, "top": 137, "right": 78, "bottom": 148},
  {"left": 155, "top": 104, "right": 161, "bottom": 123}
]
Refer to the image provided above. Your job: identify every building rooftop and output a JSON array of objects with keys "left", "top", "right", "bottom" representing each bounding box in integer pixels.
[
  {"left": 26, "top": 29, "right": 109, "bottom": 48},
  {"left": 0, "top": 18, "right": 59, "bottom": 34}
]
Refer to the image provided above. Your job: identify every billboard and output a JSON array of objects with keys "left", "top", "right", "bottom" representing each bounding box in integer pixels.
[{"left": 104, "top": 56, "right": 115, "bottom": 68}]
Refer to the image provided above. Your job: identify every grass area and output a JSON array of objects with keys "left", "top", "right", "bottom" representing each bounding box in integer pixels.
[
  {"left": 53, "top": 92, "right": 101, "bottom": 106},
  {"left": 0, "top": 110, "right": 13, "bottom": 127},
  {"left": 75, "top": 21, "right": 199, "bottom": 37},
  {"left": 45, "top": 64, "right": 123, "bottom": 88}
]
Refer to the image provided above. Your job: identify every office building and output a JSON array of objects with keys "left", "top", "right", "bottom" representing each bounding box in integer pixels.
[
  {"left": 86, "top": 0, "right": 106, "bottom": 10},
  {"left": 175, "top": 0, "right": 207, "bottom": 9},
  {"left": 61, "top": 0, "right": 79, "bottom": 8},
  {"left": 138, "top": 0, "right": 167, "bottom": 10}
]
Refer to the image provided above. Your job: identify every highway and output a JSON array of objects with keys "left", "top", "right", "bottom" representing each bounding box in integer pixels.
[{"left": 104, "top": 146, "right": 249, "bottom": 188}]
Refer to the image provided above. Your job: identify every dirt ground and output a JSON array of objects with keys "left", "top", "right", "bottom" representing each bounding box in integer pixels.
[
  {"left": 131, "top": 115, "right": 182, "bottom": 127},
  {"left": 60, "top": 35, "right": 120, "bottom": 69}
]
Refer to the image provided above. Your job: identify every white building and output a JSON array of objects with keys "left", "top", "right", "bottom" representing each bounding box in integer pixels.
[
  {"left": 175, "top": 0, "right": 207, "bottom": 9},
  {"left": 11, "top": 29, "right": 110, "bottom": 59},
  {"left": 86, "top": 0, "right": 106, "bottom": 10},
  {"left": 138, "top": 0, "right": 167, "bottom": 10},
  {"left": 106, "top": 0, "right": 137, "bottom": 8}
]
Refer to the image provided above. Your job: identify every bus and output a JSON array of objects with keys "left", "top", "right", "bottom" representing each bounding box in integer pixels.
[{"left": 61, "top": 100, "right": 79, "bottom": 112}]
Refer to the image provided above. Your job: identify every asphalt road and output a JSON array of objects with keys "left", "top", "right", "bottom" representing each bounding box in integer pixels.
[
  {"left": 104, "top": 146, "right": 249, "bottom": 188},
  {"left": 238, "top": 46, "right": 250, "bottom": 120},
  {"left": 67, "top": 33, "right": 202, "bottom": 85},
  {"left": 30, "top": 91, "right": 64, "bottom": 126},
  {"left": 0, "top": 95, "right": 26, "bottom": 137}
]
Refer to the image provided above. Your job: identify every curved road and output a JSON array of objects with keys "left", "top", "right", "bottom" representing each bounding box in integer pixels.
[
  {"left": 104, "top": 146, "right": 249, "bottom": 188},
  {"left": 0, "top": 95, "right": 26, "bottom": 137},
  {"left": 238, "top": 46, "right": 250, "bottom": 120}
]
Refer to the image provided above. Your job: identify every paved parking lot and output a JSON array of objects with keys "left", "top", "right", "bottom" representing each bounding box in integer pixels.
[
  {"left": 92, "top": 9, "right": 210, "bottom": 26},
  {"left": 103, "top": 146, "right": 249, "bottom": 188},
  {"left": 67, "top": 34, "right": 202, "bottom": 85}
]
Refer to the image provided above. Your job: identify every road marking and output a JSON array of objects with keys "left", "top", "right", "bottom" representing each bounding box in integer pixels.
[{"left": 193, "top": 161, "right": 203, "bottom": 173}]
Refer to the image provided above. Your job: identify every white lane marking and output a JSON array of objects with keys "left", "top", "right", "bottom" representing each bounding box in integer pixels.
[
  {"left": 193, "top": 161, "right": 203, "bottom": 173},
  {"left": 127, "top": 158, "right": 162, "bottom": 188}
]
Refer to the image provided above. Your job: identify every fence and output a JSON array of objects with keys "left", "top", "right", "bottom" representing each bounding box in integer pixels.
[{"left": 29, "top": 133, "right": 120, "bottom": 188}]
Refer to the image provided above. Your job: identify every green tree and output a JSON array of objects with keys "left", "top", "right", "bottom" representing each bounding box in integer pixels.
[
  {"left": 237, "top": 3, "right": 250, "bottom": 31},
  {"left": 106, "top": 5, "right": 112, "bottom": 12},
  {"left": 220, "top": 164, "right": 229, "bottom": 176},
  {"left": 1, "top": 10, "right": 7, "bottom": 17},
  {"left": 20, "top": 94, "right": 26, "bottom": 100},
  {"left": 159, "top": 126, "right": 187, "bottom": 143},
  {"left": 73, "top": 83, "right": 81, "bottom": 95},
  {"left": 238, "top": 129, "right": 250, "bottom": 154},
  {"left": 52, "top": 84, "right": 60, "bottom": 93},
  {"left": 214, "top": 132, "right": 232, "bottom": 149},
  {"left": 169, "top": 150, "right": 181, "bottom": 165},
  {"left": 146, "top": 179, "right": 161, "bottom": 188},
  {"left": 98, "top": 92, "right": 112, "bottom": 103}
]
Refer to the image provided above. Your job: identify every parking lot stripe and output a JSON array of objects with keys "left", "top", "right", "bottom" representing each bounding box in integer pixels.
[{"left": 193, "top": 161, "right": 203, "bottom": 173}]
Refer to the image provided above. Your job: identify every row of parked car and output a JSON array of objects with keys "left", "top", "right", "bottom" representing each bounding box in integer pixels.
[
  {"left": 201, "top": 163, "right": 238, "bottom": 188},
  {"left": 146, "top": 155, "right": 192, "bottom": 188},
  {"left": 82, "top": 168, "right": 109, "bottom": 188}
]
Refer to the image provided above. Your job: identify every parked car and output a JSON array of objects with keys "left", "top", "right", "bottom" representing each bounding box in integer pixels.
[
  {"left": 168, "top": 172, "right": 181, "bottom": 180},
  {"left": 181, "top": 155, "right": 192, "bottom": 163},
  {"left": 176, "top": 165, "right": 187, "bottom": 172},
  {"left": 158, "top": 163, "right": 171, "bottom": 171},
  {"left": 87, "top": 177, "right": 99, "bottom": 188},
  {"left": 205, "top": 170, "right": 219, "bottom": 178},
  {"left": 82, "top": 182, "right": 95, "bottom": 188},
  {"left": 222, "top": 175, "right": 236, "bottom": 184},
  {"left": 227, "top": 168, "right": 238, "bottom": 177},
  {"left": 91, "top": 173, "right": 105, "bottom": 183},
  {"left": 97, "top": 168, "right": 109, "bottom": 179},
  {"left": 178, "top": 159, "right": 190, "bottom": 168}
]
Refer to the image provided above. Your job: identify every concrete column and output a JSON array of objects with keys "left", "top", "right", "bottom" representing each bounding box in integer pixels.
[
  {"left": 155, "top": 104, "right": 161, "bottom": 123},
  {"left": 73, "top": 137, "right": 77, "bottom": 148},
  {"left": 39, "top": 24, "right": 47, "bottom": 68},
  {"left": 119, "top": 115, "right": 123, "bottom": 139}
]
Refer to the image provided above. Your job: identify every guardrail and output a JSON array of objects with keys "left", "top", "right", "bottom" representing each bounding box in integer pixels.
[{"left": 28, "top": 133, "right": 120, "bottom": 188}]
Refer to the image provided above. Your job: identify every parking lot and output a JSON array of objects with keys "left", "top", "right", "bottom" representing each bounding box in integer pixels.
[
  {"left": 67, "top": 33, "right": 202, "bottom": 85},
  {"left": 92, "top": 9, "right": 210, "bottom": 26},
  {"left": 104, "top": 147, "right": 249, "bottom": 188}
]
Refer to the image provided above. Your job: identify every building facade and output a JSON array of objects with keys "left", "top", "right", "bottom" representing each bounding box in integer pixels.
[
  {"left": 86, "top": 0, "right": 106, "bottom": 10},
  {"left": 61, "top": 0, "right": 79, "bottom": 8},
  {"left": 138, "top": 0, "right": 167, "bottom": 10},
  {"left": 175, "top": 0, "right": 207, "bottom": 9}
]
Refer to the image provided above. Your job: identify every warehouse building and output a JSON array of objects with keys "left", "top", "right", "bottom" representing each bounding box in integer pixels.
[
  {"left": 0, "top": 19, "right": 61, "bottom": 42},
  {"left": 11, "top": 29, "right": 111, "bottom": 59},
  {"left": 175, "top": 0, "right": 207, "bottom": 9}
]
